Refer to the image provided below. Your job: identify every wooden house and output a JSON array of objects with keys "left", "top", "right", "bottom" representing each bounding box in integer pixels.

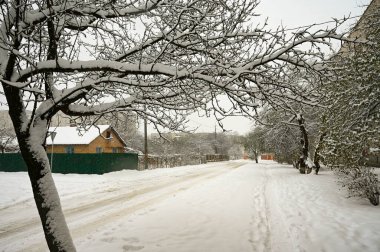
[
  {"left": 46, "top": 125, "right": 127, "bottom": 154},
  {"left": 261, "top": 153, "right": 274, "bottom": 160}
]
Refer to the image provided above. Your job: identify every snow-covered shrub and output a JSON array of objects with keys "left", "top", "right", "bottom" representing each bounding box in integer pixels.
[{"left": 335, "top": 167, "right": 379, "bottom": 206}]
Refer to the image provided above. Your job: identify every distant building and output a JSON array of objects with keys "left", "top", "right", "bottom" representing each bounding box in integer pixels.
[
  {"left": 338, "top": 0, "right": 380, "bottom": 54},
  {"left": 0, "top": 136, "right": 18, "bottom": 153},
  {"left": 349, "top": 0, "right": 379, "bottom": 38},
  {"left": 337, "top": 0, "right": 380, "bottom": 168},
  {"left": 261, "top": 153, "right": 274, "bottom": 160},
  {"left": 46, "top": 125, "right": 127, "bottom": 154},
  {"left": 0, "top": 110, "right": 16, "bottom": 129}
]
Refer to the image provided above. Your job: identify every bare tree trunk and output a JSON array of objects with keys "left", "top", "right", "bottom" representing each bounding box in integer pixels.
[
  {"left": 2, "top": 11, "right": 75, "bottom": 247},
  {"left": 17, "top": 121, "right": 76, "bottom": 251},
  {"left": 293, "top": 160, "right": 298, "bottom": 169},
  {"left": 313, "top": 132, "right": 326, "bottom": 175},
  {"left": 297, "top": 114, "right": 311, "bottom": 174}
]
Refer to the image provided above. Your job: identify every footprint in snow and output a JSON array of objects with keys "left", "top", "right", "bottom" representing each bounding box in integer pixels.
[
  {"left": 101, "top": 237, "right": 115, "bottom": 243},
  {"left": 123, "top": 237, "right": 140, "bottom": 243},
  {"left": 122, "top": 244, "right": 144, "bottom": 251}
]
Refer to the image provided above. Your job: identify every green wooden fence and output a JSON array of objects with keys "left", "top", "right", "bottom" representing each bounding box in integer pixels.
[{"left": 0, "top": 153, "right": 138, "bottom": 174}]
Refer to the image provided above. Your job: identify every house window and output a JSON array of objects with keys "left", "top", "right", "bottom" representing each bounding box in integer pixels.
[
  {"left": 106, "top": 131, "right": 112, "bottom": 139},
  {"left": 112, "top": 148, "right": 118, "bottom": 153},
  {"left": 96, "top": 147, "right": 103, "bottom": 153},
  {"left": 65, "top": 146, "right": 74, "bottom": 154}
]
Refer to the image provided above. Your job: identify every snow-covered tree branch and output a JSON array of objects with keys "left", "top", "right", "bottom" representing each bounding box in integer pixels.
[{"left": 0, "top": 0, "right": 353, "bottom": 250}]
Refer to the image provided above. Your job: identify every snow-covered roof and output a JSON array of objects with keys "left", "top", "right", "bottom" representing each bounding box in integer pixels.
[
  {"left": 46, "top": 125, "right": 110, "bottom": 145},
  {"left": 0, "top": 137, "right": 18, "bottom": 147},
  {"left": 370, "top": 148, "right": 380, "bottom": 153}
]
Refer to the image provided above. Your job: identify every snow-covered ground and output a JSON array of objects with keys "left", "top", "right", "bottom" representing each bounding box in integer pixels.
[{"left": 1, "top": 160, "right": 379, "bottom": 252}]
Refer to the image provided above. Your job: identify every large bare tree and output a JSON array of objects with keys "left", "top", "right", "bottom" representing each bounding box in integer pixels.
[{"left": 0, "top": 0, "right": 347, "bottom": 250}]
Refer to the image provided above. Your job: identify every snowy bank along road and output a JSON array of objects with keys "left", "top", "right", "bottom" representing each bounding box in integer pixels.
[{"left": 1, "top": 160, "right": 380, "bottom": 252}]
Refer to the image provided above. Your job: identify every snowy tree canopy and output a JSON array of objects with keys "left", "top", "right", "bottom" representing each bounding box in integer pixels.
[
  {"left": 0, "top": 0, "right": 350, "bottom": 132},
  {"left": 0, "top": 0, "right": 358, "bottom": 250}
]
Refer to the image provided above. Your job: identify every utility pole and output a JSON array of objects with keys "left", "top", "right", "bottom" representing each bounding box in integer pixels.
[
  {"left": 144, "top": 105, "right": 148, "bottom": 170},
  {"left": 214, "top": 124, "right": 218, "bottom": 154},
  {"left": 49, "top": 131, "right": 57, "bottom": 172}
]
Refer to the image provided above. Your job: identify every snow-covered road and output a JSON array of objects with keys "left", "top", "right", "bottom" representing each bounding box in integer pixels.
[{"left": 1, "top": 160, "right": 380, "bottom": 252}]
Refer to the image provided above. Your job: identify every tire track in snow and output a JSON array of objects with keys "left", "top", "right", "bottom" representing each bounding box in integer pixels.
[
  {"left": 0, "top": 162, "right": 233, "bottom": 213},
  {"left": 0, "top": 198, "right": 33, "bottom": 211},
  {"left": 0, "top": 163, "right": 237, "bottom": 239},
  {"left": 0, "top": 162, "right": 246, "bottom": 251}
]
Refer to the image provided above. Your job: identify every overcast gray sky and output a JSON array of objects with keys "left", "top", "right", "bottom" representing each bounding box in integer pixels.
[
  {"left": 256, "top": 0, "right": 370, "bottom": 28},
  {"left": 185, "top": 0, "right": 372, "bottom": 135}
]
